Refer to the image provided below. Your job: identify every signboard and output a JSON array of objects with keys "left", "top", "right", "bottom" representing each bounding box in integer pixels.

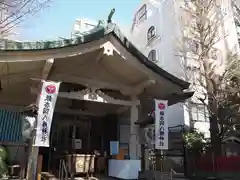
[
  {"left": 74, "top": 139, "right": 82, "bottom": 149},
  {"left": 155, "top": 100, "right": 168, "bottom": 150},
  {"left": 34, "top": 81, "right": 60, "bottom": 147},
  {"left": 110, "top": 141, "right": 119, "bottom": 155}
]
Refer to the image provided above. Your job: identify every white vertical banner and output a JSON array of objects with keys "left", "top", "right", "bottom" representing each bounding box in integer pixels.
[
  {"left": 155, "top": 100, "right": 168, "bottom": 150},
  {"left": 34, "top": 81, "right": 61, "bottom": 147}
]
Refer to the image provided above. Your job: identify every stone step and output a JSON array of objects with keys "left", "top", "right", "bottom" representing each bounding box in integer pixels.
[
  {"left": 40, "top": 173, "right": 114, "bottom": 180},
  {"left": 138, "top": 171, "right": 189, "bottom": 180},
  {"left": 172, "top": 173, "right": 186, "bottom": 178}
]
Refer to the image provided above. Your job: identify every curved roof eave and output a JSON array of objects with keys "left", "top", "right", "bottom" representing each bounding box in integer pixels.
[{"left": 0, "top": 22, "right": 190, "bottom": 90}]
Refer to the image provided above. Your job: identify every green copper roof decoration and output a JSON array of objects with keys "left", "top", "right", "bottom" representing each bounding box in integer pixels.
[
  {"left": 0, "top": 9, "right": 191, "bottom": 90},
  {"left": 0, "top": 9, "right": 116, "bottom": 51},
  {"left": 107, "top": 8, "right": 115, "bottom": 23},
  {"left": 0, "top": 23, "right": 107, "bottom": 50}
]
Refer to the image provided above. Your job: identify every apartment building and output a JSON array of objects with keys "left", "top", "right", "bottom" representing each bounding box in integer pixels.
[
  {"left": 130, "top": 0, "right": 240, "bottom": 171},
  {"left": 130, "top": 0, "right": 239, "bottom": 136},
  {"left": 72, "top": 18, "right": 98, "bottom": 37}
]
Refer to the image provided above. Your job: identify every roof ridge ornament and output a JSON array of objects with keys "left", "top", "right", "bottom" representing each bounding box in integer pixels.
[
  {"left": 97, "top": 20, "right": 105, "bottom": 27},
  {"left": 107, "top": 8, "right": 115, "bottom": 23}
]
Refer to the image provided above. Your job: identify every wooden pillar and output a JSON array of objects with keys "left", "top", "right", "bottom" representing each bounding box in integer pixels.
[
  {"left": 72, "top": 125, "right": 76, "bottom": 152},
  {"left": 141, "top": 144, "right": 145, "bottom": 170},
  {"left": 129, "top": 95, "right": 140, "bottom": 160},
  {"left": 88, "top": 121, "right": 91, "bottom": 152},
  {"left": 26, "top": 145, "right": 39, "bottom": 180},
  {"left": 26, "top": 101, "right": 41, "bottom": 180},
  {"left": 71, "top": 125, "right": 76, "bottom": 180},
  {"left": 24, "top": 107, "right": 39, "bottom": 180},
  {"left": 37, "top": 155, "right": 43, "bottom": 180},
  {"left": 20, "top": 144, "right": 28, "bottom": 180}
]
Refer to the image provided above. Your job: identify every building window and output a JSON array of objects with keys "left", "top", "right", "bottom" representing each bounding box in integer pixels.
[
  {"left": 186, "top": 38, "right": 199, "bottom": 54},
  {"left": 185, "top": 64, "right": 201, "bottom": 85},
  {"left": 147, "top": 26, "right": 156, "bottom": 42},
  {"left": 148, "top": 50, "right": 158, "bottom": 63},
  {"left": 191, "top": 103, "right": 208, "bottom": 122},
  {"left": 183, "top": 0, "right": 191, "bottom": 7},
  {"left": 209, "top": 48, "right": 220, "bottom": 60},
  {"left": 136, "top": 4, "right": 147, "bottom": 22}
]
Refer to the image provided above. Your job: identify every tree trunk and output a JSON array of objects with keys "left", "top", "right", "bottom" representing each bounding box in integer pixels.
[
  {"left": 208, "top": 91, "right": 222, "bottom": 157},
  {"left": 209, "top": 115, "right": 222, "bottom": 156},
  {"left": 201, "top": 57, "right": 222, "bottom": 156}
]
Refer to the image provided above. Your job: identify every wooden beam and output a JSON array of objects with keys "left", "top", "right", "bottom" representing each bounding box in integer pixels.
[
  {"left": 0, "top": 141, "right": 27, "bottom": 146},
  {"left": 108, "top": 35, "right": 185, "bottom": 92},
  {"left": 31, "top": 87, "right": 140, "bottom": 106},
  {"left": 48, "top": 74, "right": 156, "bottom": 96},
  {"left": 134, "top": 80, "right": 156, "bottom": 94},
  {"left": 135, "top": 80, "right": 156, "bottom": 89},
  {"left": 41, "top": 58, "right": 54, "bottom": 80},
  {"left": 108, "top": 36, "right": 156, "bottom": 80},
  {"left": 117, "top": 106, "right": 130, "bottom": 114},
  {"left": 0, "top": 103, "right": 24, "bottom": 112},
  {"left": 47, "top": 73, "right": 137, "bottom": 95},
  {"left": 55, "top": 107, "right": 98, "bottom": 116},
  {"left": 0, "top": 103, "right": 98, "bottom": 117}
]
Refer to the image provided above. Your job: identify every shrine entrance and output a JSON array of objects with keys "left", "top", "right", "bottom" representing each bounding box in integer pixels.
[
  {"left": 34, "top": 82, "right": 139, "bottom": 178},
  {"left": 0, "top": 22, "right": 192, "bottom": 179},
  {"left": 39, "top": 110, "right": 119, "bottom": 176}
]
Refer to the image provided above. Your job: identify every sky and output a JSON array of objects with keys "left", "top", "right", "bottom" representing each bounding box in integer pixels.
[{"left": 18, "top": 0, "right": 140, "bottom": 41}]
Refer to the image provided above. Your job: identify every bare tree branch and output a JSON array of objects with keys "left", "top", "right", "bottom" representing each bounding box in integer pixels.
[
  {"left": 0, "top": 0, "right": 51, "bottom": 38},
  {"left": 177, "top": 0, "right": 240, "bottom": 156}
]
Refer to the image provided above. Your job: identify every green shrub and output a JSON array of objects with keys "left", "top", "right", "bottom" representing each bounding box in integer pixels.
[{"left": 0, "top": 146, "right": 8, "bottom": 178}]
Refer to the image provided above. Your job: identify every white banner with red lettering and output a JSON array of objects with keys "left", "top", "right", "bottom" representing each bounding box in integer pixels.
[
  {"left": 34, "top": 81, "right": 60, "bottom": 147},
  {"left": 155, "top": 100, "right": 168, "bottom": 150}
]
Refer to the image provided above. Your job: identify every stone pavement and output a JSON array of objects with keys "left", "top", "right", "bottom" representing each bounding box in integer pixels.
[
  {"left": 1, "top": 172, "right": 191, "bottom": 180},
  {"left": 2, "top": 177, "right": 116, "bottom": 180}
]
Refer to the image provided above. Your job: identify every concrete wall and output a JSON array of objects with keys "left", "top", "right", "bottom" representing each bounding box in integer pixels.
[
  {"left": 130, "top": 0, "right": 240, "bottom": 136},
  {"left": 130, "top": 0, "right": 186, "bottom": 128}
]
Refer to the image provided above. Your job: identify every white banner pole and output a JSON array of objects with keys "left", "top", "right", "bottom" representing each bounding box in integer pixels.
[
  {"left": 34, "top": 81, "right": 61, "bottom": 147},
  {"left": 26, "top": 81, "right": 60, "bottom": 180},
  {"left": 154, "top": 100, "right": 168, "bottom": 150}
]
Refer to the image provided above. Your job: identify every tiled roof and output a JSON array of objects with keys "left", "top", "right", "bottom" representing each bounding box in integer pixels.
[{"left": 0, "top": 22, "right": 190, "bottom": 89}]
